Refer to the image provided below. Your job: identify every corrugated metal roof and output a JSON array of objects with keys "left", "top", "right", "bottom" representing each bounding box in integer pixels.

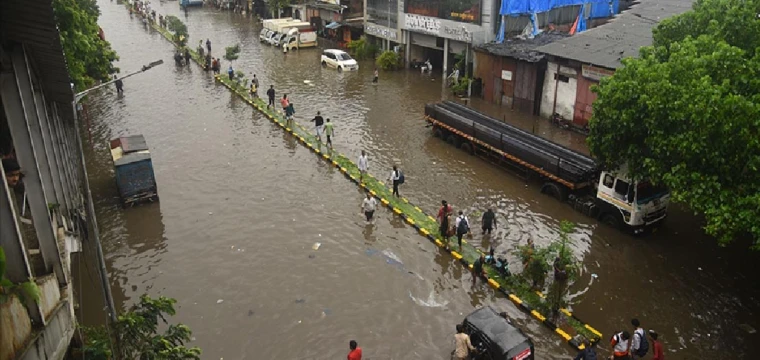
[
  {"left": 535, "top": 0, "right": 695, "bottom": 69},
  {"left": 474, "top": 32, "right": 569, "bottom": 63},
  {"left": 1, "top": 0, "right": 74, "bottom": 122}
]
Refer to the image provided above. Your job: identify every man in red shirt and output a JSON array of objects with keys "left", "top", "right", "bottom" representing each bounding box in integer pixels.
[
  {"left": 649, "top": 330, "right": 664, "bottom": 360},
  {"left": 347, "top": 340, "right": 362, "bottom": 360}
]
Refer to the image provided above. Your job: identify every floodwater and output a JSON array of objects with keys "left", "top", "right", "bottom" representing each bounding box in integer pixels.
[{"left": 75, "top": 1, "right": 760, "bottom": 359}]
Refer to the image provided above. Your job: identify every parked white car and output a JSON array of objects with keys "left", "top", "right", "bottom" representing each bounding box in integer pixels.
[{"left": 321, "top": 49, "right": 358, "bottom": 71}]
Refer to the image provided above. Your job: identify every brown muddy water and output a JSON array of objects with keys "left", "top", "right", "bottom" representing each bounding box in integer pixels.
[{"left": 74, "top": 1, "right": 760, "bottom": 359}]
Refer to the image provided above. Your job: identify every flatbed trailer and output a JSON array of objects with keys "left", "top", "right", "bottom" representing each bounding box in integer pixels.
[{"left": 424, "top": 102, "right": 670, "bottom": 233}]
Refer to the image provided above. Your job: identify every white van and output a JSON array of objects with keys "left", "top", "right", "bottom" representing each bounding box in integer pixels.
[{"left": 321, "top": 49, "right": 358, "bottom": 71}]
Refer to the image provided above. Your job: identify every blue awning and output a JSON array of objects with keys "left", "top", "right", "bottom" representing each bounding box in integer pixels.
[{"left": 325, "top": 21, "right": 342, "bottom": 29}]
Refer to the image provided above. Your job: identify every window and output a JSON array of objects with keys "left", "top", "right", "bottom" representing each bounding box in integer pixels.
[
  {"left": 603, "top": 174, "right": 614, "bottom": 188},
  {"left": 614, "top": 179, "right": 631, "bottom": 201},
  {"left": 367, "top": 0, "right": 399, "bottom": 28},
  {"left": 554, "top": 74, "right": 570, "bottom": 83}
]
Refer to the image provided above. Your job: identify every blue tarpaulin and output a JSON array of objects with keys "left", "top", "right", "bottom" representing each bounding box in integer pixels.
[
  {"left": 576, "top": 3, "right": 588, "bottom": 32},
  {"left": 589, "top": 0, "right": 619, "bottom": 19},
  {"left": 501, "top": 0, "right": 606, "bottom": 16},
  {"left": 325, "top": 21, "right": 342, "bottom": 29}
]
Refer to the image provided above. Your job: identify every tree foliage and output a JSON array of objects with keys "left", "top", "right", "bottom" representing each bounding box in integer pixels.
[
  {"left": 376, "top": 50, "right": 402, "bottom": 70},
  {"left": 267, "top": 0, "right": 294, "bottom": 16},
  {"left": 347, "top": 36, "right": 379, "bottom": 60},
  {"left": 224, "top": 44, "right": 241, "bottom": 63},
  {"left": 0, "top": 247, "right": 41, "bottom": 305},
  {"left": 588, "top": 0, "right": 760, "bottom": 247},
  {"left": 166, "top": 16, "right": 189, "bottom": 46},
  {"left": 52, "top": 0, "right": 119, "bottom": 91},
  {"left": 82, "top": 295, "right": 201, "bottom": 359}
]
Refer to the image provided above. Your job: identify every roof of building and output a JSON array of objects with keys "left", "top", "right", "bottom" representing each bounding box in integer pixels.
[
  {"left": 474, "top": 32, "right": 569, "bottom": 63},
  {"left": 1, "top": 0, "right": 74, "bottom": 121},
  {"left": 535, "top": 0, "right": 695, "bottom": 69}
]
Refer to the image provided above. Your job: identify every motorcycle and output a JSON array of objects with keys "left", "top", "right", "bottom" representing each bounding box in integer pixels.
[
  {"left": 420, "top": 59, "right": 433, "bottom": 74},
  {"left": 411, "top": 59, "right": 433, "bottom": 73},
  {"left": 550, "top": 112, "right": 571, "bottom": 130}
]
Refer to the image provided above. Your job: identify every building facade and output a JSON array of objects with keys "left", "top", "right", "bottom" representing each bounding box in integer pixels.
[
  {"left": 305, "top": 0, "right": 365, "bottom": 47},
  {"left": 400, "top": 0, "right": 500, "bottom": 75},
  {"left": 534, "top": 0, "right": 694, "bottom": 126},
  {"left": 1, "top": 0, "right": 91, "bottom": 358},
  {"left": 363, "top": 0, "right": 401, "bottom": 50}
]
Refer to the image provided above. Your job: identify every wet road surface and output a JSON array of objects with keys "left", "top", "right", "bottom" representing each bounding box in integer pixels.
[{"left": 75, "top": 1, "right": 760, "bottom": 359}]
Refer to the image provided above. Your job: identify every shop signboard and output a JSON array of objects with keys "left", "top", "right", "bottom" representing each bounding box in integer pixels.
[
  {"left": 404, "top": 13, "right": 440, "bottom": 35},
  {"left": 581, "top": 64, "right": 615, "bottom": 81},
  {"left": 365, "top": 23, "right": 399, "bottom": 41}
]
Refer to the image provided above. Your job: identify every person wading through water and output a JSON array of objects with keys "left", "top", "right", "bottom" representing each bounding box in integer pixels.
[
  {"left": 437, "top": 200, "right": 453, "bottom": 248},
  {"left": 267, "top": 85, "right": 276, "bottom": 109}
]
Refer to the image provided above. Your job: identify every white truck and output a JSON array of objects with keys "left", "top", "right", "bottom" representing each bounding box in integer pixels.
[
  {"left": 281, "top": 25, "right": 317, "bottom": 50},
  {"left": 425, "top": 101, "right": 670, "bottom": 234},
  {"left": 259, "top": 18, "right": 293, "bottom": 43},
  {"left": 270, "top": 21, "right": 310, "bottom": 47}
]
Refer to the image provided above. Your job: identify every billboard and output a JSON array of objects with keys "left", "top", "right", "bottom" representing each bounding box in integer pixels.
[{"left": 406, "top": 0, "right": 481, "bottom": 24}]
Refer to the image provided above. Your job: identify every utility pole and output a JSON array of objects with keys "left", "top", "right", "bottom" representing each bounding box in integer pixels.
[
  {"left": 72, "top": 60, "right": 163, "bottom": 322},
  {"left": 387, "top": 0, "right": 391, "bottom": 51}
]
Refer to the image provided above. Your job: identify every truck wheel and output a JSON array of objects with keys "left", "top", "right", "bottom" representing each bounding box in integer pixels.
[
  {"left": 321, "top": 61, "right": 327, "bottom": 67},
  {"left": 541, "top": 182, "right": 568, "bottom": 201},
  {"left": 460, "top": 142, "right": 474, "bottom": 155},
  {"left": 601, "top": 213, "right": 622, "bottom": 230},
  {"left": 446, "top": 134, "right": 457, "bottom": 145}
]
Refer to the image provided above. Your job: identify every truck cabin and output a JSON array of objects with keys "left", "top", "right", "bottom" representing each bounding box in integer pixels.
[
  {"left": 598, "top": 172, "right": 668, "bottom": 205},
  {"left": 462, "top": 307, "right": 535, "bottom": 360}
]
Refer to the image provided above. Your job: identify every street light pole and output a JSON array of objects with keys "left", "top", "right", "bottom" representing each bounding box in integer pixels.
[{"left": 72, "top": 59, "right": 163, "bottom": 322}]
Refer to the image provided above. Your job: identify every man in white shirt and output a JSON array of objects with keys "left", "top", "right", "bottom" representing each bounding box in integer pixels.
[
  {"left": 388, "top": 165, "right": 400, "bottom": 197},
  {"left": 358, "top": 150, "right": 368, "bottom": 182},
  {"left": 361, "top": 193, "right": 377, "bottom": 223},
  {"left": 454, "top": 211, "right": 470, "bottom": 250}
]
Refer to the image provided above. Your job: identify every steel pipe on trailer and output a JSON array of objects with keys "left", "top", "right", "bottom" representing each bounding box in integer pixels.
[{"left": 439, "top": 101, "right": 597, "bottom": 170}]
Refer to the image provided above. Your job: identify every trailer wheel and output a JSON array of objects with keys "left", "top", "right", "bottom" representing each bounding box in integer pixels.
[
  {"left": 600, "top": 213, "right": 622, "bottom": 230},
  {"left": 446, "top": 134, "right": 458, "bottom": 145},
  {"left": 433, "top": 127, "right": 444, "bottom": 138},
  {"left": 541, "top": 182, "right": 568, "bottom": 201},
  {"left": 460, "top": 142, "right": 474, "bottom": 155}
]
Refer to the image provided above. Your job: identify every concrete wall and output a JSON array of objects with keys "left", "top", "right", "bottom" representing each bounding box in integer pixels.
[
  {"left": 0, "top": 296, "right": 33, "bottom": 360},
  {"left": 540, "top": 61, "right": 578, "bottom": 119}
]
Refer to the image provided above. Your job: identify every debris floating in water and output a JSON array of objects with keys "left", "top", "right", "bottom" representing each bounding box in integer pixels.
[
  {"left": 303, "top": 80, "right": 312, "bottom": 84},
  {"left": 312, "top": 242, "right": 321, "bottom": 250},
  {"left": 216, "top": 299, "right": 224, "bottom": 304}
]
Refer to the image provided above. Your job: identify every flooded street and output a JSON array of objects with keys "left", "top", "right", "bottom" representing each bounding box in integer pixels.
[{"left": 76, "top": 1, "right": 760, "bottom": 359}]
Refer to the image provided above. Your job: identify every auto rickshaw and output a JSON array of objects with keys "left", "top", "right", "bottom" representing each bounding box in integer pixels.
[{"left": 461, "top": 307, "right": 535, "bottom": 360}]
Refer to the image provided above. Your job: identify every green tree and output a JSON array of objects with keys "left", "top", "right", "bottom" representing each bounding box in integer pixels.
[
  {"left": 0, "top": 247, "right": 41, "bottom": 305},
  {"left": 376, "top": 50, "right": 402, "bottom": 70},
  {"left": 82, "top": 295, "right": 201, "bottom": 359},
  {"left": 267, "top": 0, "right": 294, "bottom": 17},
  {"left": 52, "top": 0, "right": 119, "bottom": 91},
  {"left": 347, "top": 36, "right": 379, "bottom": 60},
  {"left": 588, "top": 0, "right": 760, "bottom": 247},
  {"left": 166, "top": 16, "right": 189, "bottom": 47},
  {"left": 224, "top": 44, "right": 241, "bottom": 65}
]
